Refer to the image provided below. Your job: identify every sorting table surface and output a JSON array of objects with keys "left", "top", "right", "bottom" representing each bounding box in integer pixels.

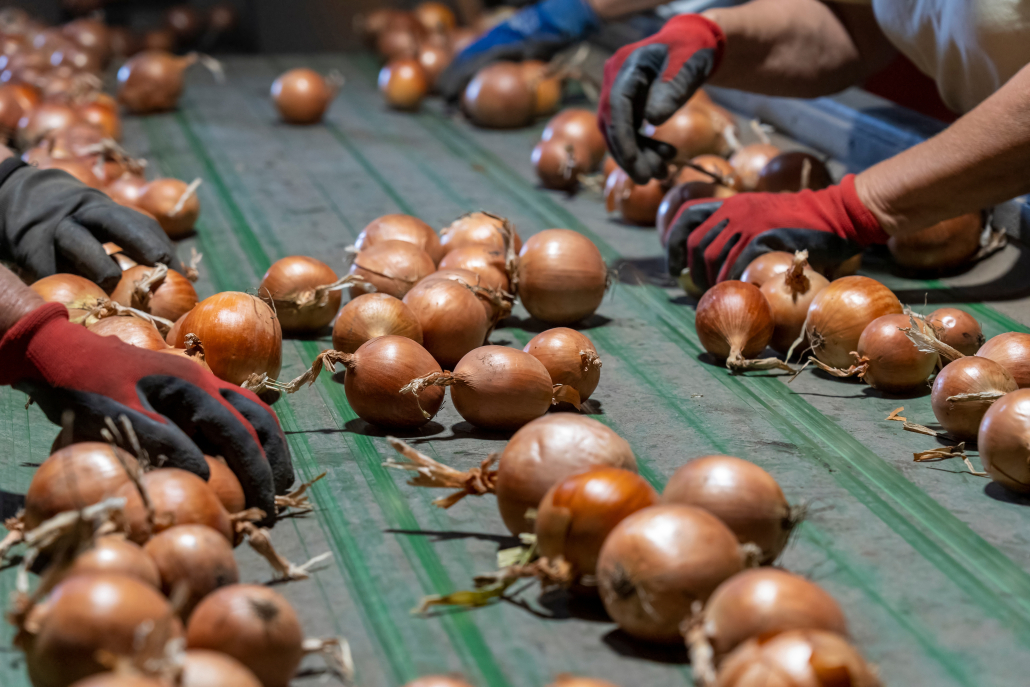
[{"left": 2, "top": 54, "right": 1030, "bottom": 687}]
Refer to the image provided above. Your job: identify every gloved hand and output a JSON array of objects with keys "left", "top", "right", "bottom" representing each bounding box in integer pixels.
[
  {"left": 436, "top": 0, "right": 601, "bottom": 101},
  {"left": 666, "top": 175, "right": 890, "bottom": 292},
  {"left": 598, "top": 14, "right": 725, "bottom": 184},
  {"left": 0, "top": 303, "right": 293, "bottom": 524},
  {"left": 0, "top": 158, "right": 180, "bottom": 292}
]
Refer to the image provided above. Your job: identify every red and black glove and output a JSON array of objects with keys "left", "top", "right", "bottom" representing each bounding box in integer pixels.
[
  {"left": 0, "top": 303, "right": 293, "bottom": 524},
  {"left": 598, "top": 14, "right": 726, "bottom": 184},
  {"left": 666, "top": 175, "right": 890, "bottom": 291}
]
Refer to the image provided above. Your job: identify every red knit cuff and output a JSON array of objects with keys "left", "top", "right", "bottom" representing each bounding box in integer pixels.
[
  {"left": 838, "top": 174, "right": 891, "bottom": 245},
  {"left": 0, "top": 302, "right": 70, "bottom": 386}
]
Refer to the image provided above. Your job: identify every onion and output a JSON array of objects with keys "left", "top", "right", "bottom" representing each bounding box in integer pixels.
[
  {"left": 695, "top": 281, "right": 791, "bottom": 372},
  {"left": 533, "top": 137, "right": 592, "bottom": 191},
  {"left": 181, "top": 650, "right": 263, "bottom": 687},
  {"left": 402, "top": 277, "right": 491, "bottom": 368},
  {"left": 597, "top": 505, "right": 744, "bottom": 642},
  {"left": 159, "top": 341, "right": 213, "bottom": 371},
  {"left": 0, "top": 84, "right": 23, "bottom": 141},
  {"left": 62, "top": 18, "right": 110, "bottom": 66},
  {"left": 167, "top": 310, "right": 190, "bottom": 346},
  {"left": 117, "top": 51, "right": 201, "bottom": 114},
  {"left": 165, "top": 5, "right": 205, "bottom": 42},
  {"left": 978, "top": 389, "right": 1030, "bottom": 493},
  {"left": 536, "top": 467, "right": 659, "bottom": 580},
  {"left": 927, "top": 307, "right": 984, "bottom": 357},
  {"left": 258, "top": 256, "right": 342, "bottom": 333},
  {"left": 462, "top": 61, "right": 535, "bottom": 129},
  {"left": 349, "top": 239, "right": 435, "bottom": 299},
  {"left": 542, "top": 109, "right": 606, "bottom": 170},
  {"left": 111, "top": 264, "right": 199, "bottom": 322},
  {"left": 715, "top": 629, "right": 880, "bottom": 687},
  {"left": 931, "top": 357, "right": 1017, "bottom": 440},
  {"left": 403, "top": 678, "right": 474, "bottom": 687},
  {"left": 65, "top": 535, "right": 161, "bottom": 589},
  {"left": 173, "top": 292, "right": 283, "bottom": 386},
  {"left": 657, "top": 181, "right": 736, "bottom": 247},
  {"left": 106, "top": 174, "right": 148, "bottom": 209},
  {"left": 674, "top": 154, "right": 739, "bottom": 188},
  {"left": 740, "top": 251, "right": 793, "bottom": 288},
  {"left": 760, "top": 252, "right": 829, "bottom": 354},
  {"left": 17, "top": 101, "right": 82, "bottom": 147},
  {"left": 418, "top": 268, "right": 507, "bottom": 322},
  {"left": 35, "top": 156, "right": 105, "bottom": 189},
  {"left": 645, "top": 105, "right": 727, "bottom": 164},
  {"left": 358, "top": 9, "right": 416, "bottom": 49},
  {"left": 77, "top": 100, "right": 122, "bottom": 140},
  {"left": 604, "top": 167, "right": 666, "bottom": 226},
  {"left": 404, "top": 345, "right": 553, "bottom": 431},
  {"left": 887, "top": 213, "right": 982, "bottom": 271},
  {"left": 662, "top": 455, "right": 796, "bottom": 563},
  {"left": 379, "top": 58, "right": 428, "bottom": 110},
  {"left": 23, "top": 574, "right": 181, "bottom": 687},
  {"left": 137, "top": 177, "right": 201, "bottom": 239},
  {"left": 23, "top": 443, "right": 137, "bottom": 530},
  {"left": 87, "top": 315, "right": 170, "bottom": 351},
  {"left": 977, "top": 333, "right": 1030, "bottom": 388},
  {"left": 728, "top": 143, "right": 781, "bottom": 192},
  {"left": 205, "top": 455, "right": 246, "bottom": 514},
  {"left": 186, "top": 584, "right": 304, "bottom": 687},
  {"left": 271, "top": 68, "right": 338, "bottom": 124},
  {"left": 523, "top": 60, "right": 562, "bottom": 117},
  {"left": 355, "top": 214, "right": 443, "bottom": 264},
  {"left": 6, "top": 82, "right": 41, "bottom": 114},
  {"left": 116, "top": 467, "right": 234, "bottom": 545},
  {"left": 804, "top": 276, "right": 903, "bottom": 368},
  {"left": 377, "top": 27, "right": 422, "bottom": 61},
  {"left": 414, "top": 2, "right": 457, "bottom": 32},
  {"left": 417, "top": 44, "right": 452, "bottom": 90},
  {"left": 332, "top": 293, "right": 423, "bottom": 353},
  {"left": 440, "top": 211, "right": 522, "bottom": 256},
  {"left": 438, "top": 244, "right": 510, "bottom": 292},
  {"left": 523, "top": 327, "right": 602, "bottom": 403},
  {"left": 31, "top": 273, "right": 106, "bottom": 319},
  {"left": 516, "top": 229, "right": 608, "bottom": 325},
  {"left": 144, "top": 524, "right": 240, "bottom": 618},
  {"left": 755, "top": 151, "right": 833, "bottom": 193},
  {"left": 814, "top": 314, "right": 938, "bottom": 392}
]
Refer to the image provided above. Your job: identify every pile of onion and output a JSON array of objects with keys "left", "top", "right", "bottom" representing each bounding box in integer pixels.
[
  {"left": 804, "top": 276, "right": 903, "bottom": 368},
  {"left": 440, "top": 211, "right": 521, "bottom": 256},
  {"left": 349, "top": 239, "right": 435, "bottom": 298},
  {"left": 604, "top": 167, "right": 666, "bottom": 226},
  {"left": 403, "top": 277, "right": 491, "bottom": 368},
  {"left": 271, "top": 67, "right": 339, "bottom": 124},
  {"left": 695, "top": 281, "right": 793, "bottom": 372},
  {"left": 379, "top": 58, "right": 428, "bottom": 111},
  {"left": 759, "top": 251, "right": 829, "bottom": 354},
  {"left": 978, "top": 388, "right": 1030, "bottom": 493},
  {"left": 715, "top": 629, "right": 880, "bottom": 687},
  {"left": 977, "top": 332, "right": 1030, "bottom": 387},
  {"left": 462, "top": 61, "right": 535, "bottom": 129},
  {"left": 117, "top": 50, "right": 205, "bottom": 114},
  {"left": 355, "top": 213, "right": 443, "bottom": 264},
  {"left": 728, "top": 143, "right": 781, "bottom": 192},
  {"left": 597, "top": 505, "right": 744, "bottom": 642},
  {"left": 111, "top": 263, "right": 198, "bottom": 322},
  {"left": 137, "top": 177, "right": 201, "bottom": 239},
  {"left": 755, "top": 151, "right": 832, "bottom": 193},
  {"left": 332, "top": 292, "right": 423, "bottom": 353},
  {"left": 172, "top": 291, "right": 282, "bottom": 386},
  {"left": 259, "top": 255, "right": 343, "bottom": 333},
  {"left": 740, "top": 251, "right": 793, "bottom": 288},
  {"left": 927, "top": 307, "right": 984, "bottom": 356},
  {"left": 144, "top": 523, "right": 240, "bottom": 618},
  {"left": 931, "top": 357, "right": 1017, "bottom": 441},
  {"left": 541, "top": 109, "right": 606, "bottom": 171},
  {"left": 523, "top": 327, "right": 602, "bottom": 405},
  {"left": 516, "top": 229, "right": 608, "bottom": 325},
  {"left": 888, "top": 213, "right": 982, "bottom": 271},
  {"left": 116, "top": 467, "right": 234, "bottom": 544}
]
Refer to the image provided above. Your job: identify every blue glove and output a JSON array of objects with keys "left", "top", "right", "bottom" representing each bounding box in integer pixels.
[{"left": 437, "top": 0, "right": 602, "bottom": 101}]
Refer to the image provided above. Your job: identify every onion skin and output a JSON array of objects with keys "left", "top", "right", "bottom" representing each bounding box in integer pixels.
[
  {"left": 379, "top": 58, "right": 428, "bottom": 110},
  {"left": 17, "top": 102, "right": 82, "bottom": 147},
  {"left": 438, "top": 244, "right": 510, "bottom": 292},
  {"left": 805, "top": 276, "right": 903, "bottom": 369},
  {"left": 111, "top": 265, "right": 199, "bottom": 322},
  {"left": 927, "top": 307, "right": 984, "bottom": 357},
  {"left": 117, "top": 51, "right": 195, "bottom": 114},
  {"left": 144, "top": 524, "right": 240, "bottom": 619},
  {"left": 715, "top": 629, "right": 881, "bottom": 687},
  {"left": 115, "top": 468, "right": 234, "bottom": 545},
  {"left": 271, "top": 68, "right": 335, "bottom": 124},
  {"left": 604, "top": 167, "right": 666, "bottom": 226},
  {"left": 536, "top": 467, "right": 659, "bottom": 578},
  {"left": 24, "top": 443, "right": 138, "bottom": 530},
  {"left": 931, "top": 357, "right": 1017, "bottom": 441},
  {"left": 854, "top": 314, "right": 939, "bottom": 392},
  {"left": 663, "top": 455, "right": 793, "bottom": 564},
  {"left": 462, "top": 61, "right": 535, "bottom": 129},
  {"left": 106, "top": 174, "right": 148, "bottom": 209},
  {"left": 64, "top": 535, "right": 161, "bottom": 589},
  {"left": 181, "top": 650, "right": 263, "bottom": 687},
  {"left": 205, "top": 455, "right": 246, "bottom": 513},
  {"left": 138, "top": 178, "right": 200, "bottom": 239},
  {"left": 186, "top": 584, "right": 304, "bottom": 687},
  {"left": 167, "top": 310, "right": 190, "bottom": 346},
  {"left": 259, "top": 256, "right": 341, "bottom": 333},
  {"left": 645, "top": 106, "right": 726, "bottom": 164},
  {"left": 597, "top": 505, "right": 744, "bottom": 642},
  {"left": 356, "top": 214, "right": 443, "bottom": 264},
  {"left": 87, "top": 316, "right": 169, "bottom": 351},
  {"left": 695, "top": 281, "right": 774, "bottom": 364},
  {"left": 333, "top": 293, "right": 423, "bottom": 353},
  {"left": 418, "top": 269, "right": 499, "bottom": 321},
  {"left": 350, "top": 239, "right": 436, "bottom": 299},
  {"left": 348, "top": 335, "right": 445, "bottom": 428},
  {"left": 440, "top": 211, "right": 522, "bottom": 256},
  {"left": 78, "top": 100, "right": 122, "bottom": 141},
  {"left": 523, "top": 327, "right": 601, "bottom": 401},
  {"left": 700, "top": 568, "right": 848, "bottom": 659},
  {"left": 496, "top": 414, "right": 637, "bottom": 534},
  {"left": 760, "top": 259, "right": 829, "bottom": 354},
  {"left": 542, "top": 109, "right": 606, "bottom": 170},
  {"left": 517, "top": 229, "right": 608, "bottom": 325},
  {"left": 448, "top": 346, "right": 554, "bottom": 431},
  {"left": 755, "top": 152, "right": 833, "bottom": 193},
  {"left": 24, "top": 574, "right": 181, "bottom": 687},
  {"left": 741, "top": 252, "right": 794, "bottom": 288},
  {"left": 403, "top": 278, "right": 491, "bottom": 369},
  {"left": 888, "top": 213, "right": 982, "bottom": 271},
  {"left": 977, "top": 333, "right": 1030, "bottom": 388},
  {"left": 31, "top": 273, "right": 106, "bottom": 320},
  {"left": 978, "top": 389, "right": 1030, "bottom": 493},
  {"left": 728, "top": 143, "right": 781, "bottom": 192},
  {"left": 174, "top": 292, "right": 283, "bottom": 386}
]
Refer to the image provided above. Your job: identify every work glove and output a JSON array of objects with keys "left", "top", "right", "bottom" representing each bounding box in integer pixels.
[
  {"left": 666, "top": 175, "right": 890, "bottom": 292},
  {"left": 0, "top": 158, "right": 180, "bottom": 292},
  {"left": 0, "top": 303, "right": 293, "bottom": 524},
  {"left": 436, "top": 0, "right": 602, "bottom": 101},
  {"left": 599, "top": 14, "right": 725, "bottom": 184}
]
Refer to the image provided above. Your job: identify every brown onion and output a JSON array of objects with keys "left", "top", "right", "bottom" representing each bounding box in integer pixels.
[
  {"left": 663, "top": 455, "right": 795, "bottom": 564},
  {"left": 186, "top": 584, "right": 304, "bottom": 687},
  {"left": 695, "top": 281, "right": 781, "bottom": 371},
  {"left": 403, "top": 277, "right": 491, "bottom": 368},
  {"left": 931, "top": 357, "right": 1017, "bottom": 440},
  {"left": 536, "top": 467, "right": 659, "bottom": 579},
  {"left": 24, "top": 574, "right": 181, "bottom": 687},
  {"left": 760, "top": 252, "right": 829, "bottom": 354},
  {"left": 62, "top": 18, "right": 110, "bottom": 64},
  {"left": 418, "top": 44, "right": 453, "bottom": 89},
  {"left": 597, "top": 505, "right": 744, "bottom": 642},
  {"left": 415, "top": 2, "right": 457, "bottom": 32},
  {"left": 142, "top": 28, "right": 179, "bottom": 53},
  {"left": 728, "top": 143, "right": 781, "bottom": 192},
  {"left": 657, "top": 181, "right": 736, "bottom": 247},
  {"left": 977, "top": 333, "right": 1030, "bottom": 388},
  {"left": 356, "top": 214, "right": 443, "bottom": 264},
  {"left": 64, "top": 535, "right": 161, "bottom": 589},
  {"left": 0, "top": 84, "right": 23, "bottom": 141},
  {"left": 174, "top": 292, "right": 283, "bottom": 386},
  {"left": 818, "top": 314, "right": 938, "bottom": 392},
  {"left": 181, "top": 650, "right": 263, "bottom": 687},
  {"left": 77, "top": 100, "right": 121, "bottom": 140},
  {"left": 111, "top": 264, "right": 199, "bottom": 322},
  {"left": 674, "top": 154, "right": 739, "bottom": 188},
  {"left": 533, "top": 137, "right": 592, "bottom": 191},
  {"left": 258, "top": 256, "right": 342, "bottom": 333},
  {"left": 24, "top": 443, "right": 138, "bottom": 530},
  {"left": 6, "top": 82, "right": 41, "bottom": 114},
  {"left": 167, "top": 310, "right": 190, "bottom": 346},
  {"left": 417, "top": 269, "right": 504, "bottom": 322},
  {"left": 117, "top": 51, "right": 200, "bottom": 114},
  {"left": 87, "top": 315, "right": 169, "bottom": 351},
  {"left": 516, "top": 229, "right": 608, "bottom": 325},
  {"left": 928, "top": 307, "right": 984, "bottom": 357},
  {"left": 31, "top": 273, "right": 106, "bottom": 319},
  {"left": 804, "top": 276, "right": 902, "bottom": 368},
  {"left": 332, "top": 293, "right": 423, "bottom": 353},
  {"left": 888, "top": 213, "right": 982, "bottom": 271},
  {"left": 715, "top": 629, "right": 880, "bottom": 687},
  {"left": 350, "top": 239, "right": 435, "bottom": 299},
  {"left": 106, "top": 174, "right": 148, "bottom": 209},
  {"left": 138, "top": 178, "right": 201, "bottom": 239},
  {"left": 542, "top": 108, "right": 606, "bottom": 170},
  {"left": 144, "top": 524, "right": 240, "bottom": 618},
  {"left": 440, "top": 211, "right": 521, "bottom": 255},
  {"left": 522, "top": 60, "right": 562, "bottom": 117},
  {"left": 978, "top": 389, "right": 1030, "bottom": 493},
  {"left": 740, "top": 251, "right": 794, "bottom": 288},
  {"left": 379, "top": 58, "right": 428, "bottom": 110},
  {"left": 462, "top": 61, "right": 535, "bottom": 129},
  {"left": 523, "top": 327, "right": 602, "bottom": 402},
  {"left": 204, "top": 455, "right": 246, "bottom": 514},
  {"left": 755, "top": 151, "right": 833, "bottom": 193},
  {"left": 545, "top": 678, "right": 620, "bottom": 687},
  {"left": 271, "top": 68, "right": 337, "bottom": 124},
  {"left": 645, "top": 105, "right": 727, "bottom": 164},
  {"left": 377, "top": 28, "right": 421, "bottom": 61},
  {"left": 35, "top": 156, "right": 105, "bottom": 189},
  {"left": 604, "top": 167, "right": 665, "bottom": 226},
  {"left": 438, "top": 244, "right": 510, "bottom": 292},
  {"left": 17, "top": 101, "right": 82, "bottom": 147},
  {"left": 115, "top": 467, "right": 233, "bottom": 544}
]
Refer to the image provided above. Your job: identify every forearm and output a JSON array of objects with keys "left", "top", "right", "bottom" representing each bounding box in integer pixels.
[
  {"left": 0, "top": 263, "right": 44, "bottom": 337},
  {"left": 856, "top": 63, "right": 1030, "bottom": 237}
]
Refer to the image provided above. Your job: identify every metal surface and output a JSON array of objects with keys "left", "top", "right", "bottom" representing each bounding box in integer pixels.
[{"left": 2, "top": 54, "right": 1030, "bottom": 686}]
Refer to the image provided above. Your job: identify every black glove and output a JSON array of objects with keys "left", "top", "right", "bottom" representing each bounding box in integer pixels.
[{"left": 0, "top": 158, "right": 180, "bottom": 291}]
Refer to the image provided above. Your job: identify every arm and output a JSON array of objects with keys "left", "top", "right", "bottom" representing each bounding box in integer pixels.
[
  {"left": 0, "top": 263, "right": 43, "bottom": 337},
  {"left": 857, "top": 61, "right": 1030, "bottom": 236}
]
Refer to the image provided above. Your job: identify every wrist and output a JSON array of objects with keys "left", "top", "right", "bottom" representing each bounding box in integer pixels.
[
  {"left": 853, "top": 171, "right": 900, "bottom": 237},
  {"left": 838, "top": 174, "right": 891, "bottom": 245}
]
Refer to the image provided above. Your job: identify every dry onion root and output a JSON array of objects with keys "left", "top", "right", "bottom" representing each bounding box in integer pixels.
[
  {"left": 714, "top": 629, "right": 881, "bottom": 687},
  {"left": 759, "top": 251, "right": 829, "bottom": 355},
  {"left": 695, "top": 281, "right": 795, "bottom": 373}
]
